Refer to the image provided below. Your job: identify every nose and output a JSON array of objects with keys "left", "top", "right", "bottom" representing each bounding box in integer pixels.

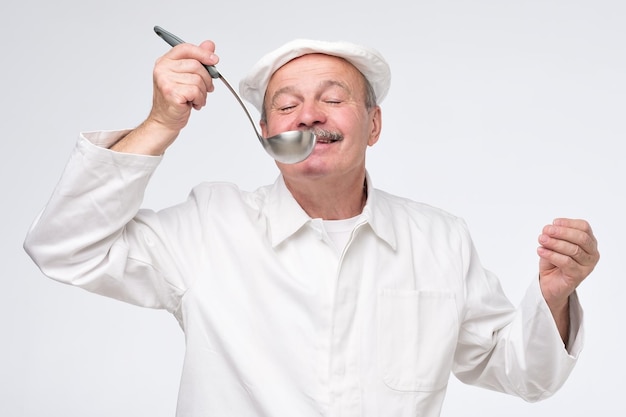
[{"left": 296, "top": 101, "right": 326, "bottom": 129}]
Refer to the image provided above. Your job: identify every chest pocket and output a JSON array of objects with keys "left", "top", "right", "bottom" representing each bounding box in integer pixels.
[{"left": 378, "top": 289, "right": 459, "bottom": 392}]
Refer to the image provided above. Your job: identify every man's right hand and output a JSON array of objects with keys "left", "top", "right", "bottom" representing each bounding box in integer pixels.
[{"left": 111, "top": 40, "right": 219, "bottom": 155}]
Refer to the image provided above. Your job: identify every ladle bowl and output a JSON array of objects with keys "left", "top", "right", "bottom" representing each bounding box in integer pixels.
[{"left": 154, "top": 26, "right": 316, "bottom": 164}]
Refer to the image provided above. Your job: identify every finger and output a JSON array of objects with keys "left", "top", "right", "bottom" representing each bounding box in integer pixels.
[
  {"left": 175, "top": 82, "right": 208, "bottom": 109},
  {"left": 161, "top": 57, "right": 215, "bottom": 93},
  {"left": 198, "top": 40, "right": 218, "bottom": 58},
  {"left": 538, "top": 234, "right": 588, "bottom": 265},
  {"left": 537, "top": 245, "right": 579, "bottom": 272},
  {"left": 162, "top": 42, "right": 218, "bottom": 89},
  {"left": 553, "top": 218, "right": 593, "bottom": 234},
  {"left": 154, "top": 53, "right": 220, "bottom": 107},
  {"left": 537, "top": 233, "right": 593, "bottom": 269},
  {"left": 537, "top": 244, "right": 595, "bottom": 285},
  {"left": 539, "top": 234, "right": 600, "bottom": 271},
  {"left": 159, "top": 79, "right": 208, "bottom": 110},
  {"left": 166, "top": 41, "right": 217, "bottom": 65},
  {"left": 542, "top": 221, "right": 598, "bottom": 256}
]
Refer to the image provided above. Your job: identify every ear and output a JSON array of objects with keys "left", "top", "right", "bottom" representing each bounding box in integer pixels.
[{"left": 367, "top": 106, "right": 382, "bottom": 146}]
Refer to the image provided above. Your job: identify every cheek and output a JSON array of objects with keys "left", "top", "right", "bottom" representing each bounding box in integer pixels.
[{"left": 262, "top": 117, "right": 292, "bottom": 137}]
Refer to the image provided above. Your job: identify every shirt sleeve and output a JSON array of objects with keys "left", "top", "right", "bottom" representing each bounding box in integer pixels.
[
  {"left": 523, "top": 277, "right": 584, "bottom": 358},
  {"left": 23, "top": 131, "right": 191, "bottom": 313},
  {"left": 452, "top": 220, "right": 583, "bottom": 402}
]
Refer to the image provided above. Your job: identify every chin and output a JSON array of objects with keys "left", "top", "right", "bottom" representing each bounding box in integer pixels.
[{"left": 277, "top": 156, "right": 334, "bottom": 178}]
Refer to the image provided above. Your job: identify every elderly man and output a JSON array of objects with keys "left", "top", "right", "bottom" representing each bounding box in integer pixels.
[{"left": 24, "top": 34, "right": 599, "bottom": 417}]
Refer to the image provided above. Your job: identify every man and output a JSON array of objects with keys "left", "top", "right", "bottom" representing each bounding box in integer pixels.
[{"left": 24, "top": 36, "right": 599, "bottom": 417}]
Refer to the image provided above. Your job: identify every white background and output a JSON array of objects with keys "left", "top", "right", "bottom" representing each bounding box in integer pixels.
[{"left": 1, "top": 0, "right": 624, "bottom": 415}]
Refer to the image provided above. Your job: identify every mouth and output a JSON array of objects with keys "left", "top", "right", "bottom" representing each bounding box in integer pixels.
[
  {"left": 312, "top": 128, "right": 343, "bottom": 144},
  {"left": 316, "top": 138, "right": 340, "bottom": 144}
]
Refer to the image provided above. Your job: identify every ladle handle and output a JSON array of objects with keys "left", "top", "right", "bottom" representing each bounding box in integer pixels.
[{"left": 154, "top": 26, "right": 221, "bottom": 79}]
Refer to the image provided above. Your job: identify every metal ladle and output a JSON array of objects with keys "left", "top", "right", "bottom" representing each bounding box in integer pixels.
[{"left": 154, "top": 26, "right": 316, "bottom": 164}]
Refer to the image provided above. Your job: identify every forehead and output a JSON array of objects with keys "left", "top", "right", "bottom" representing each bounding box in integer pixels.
[{"left": 266, "top": 53, "right": 365, "bottom": 92}]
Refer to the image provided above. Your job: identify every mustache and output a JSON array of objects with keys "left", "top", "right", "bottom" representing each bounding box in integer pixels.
[{"left": 310, "top": 128, "right": 343, "bottom": 142}]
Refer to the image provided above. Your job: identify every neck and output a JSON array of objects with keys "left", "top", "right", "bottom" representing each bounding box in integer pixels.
[{"left": 284, "top": 171, "right": 368, "bottom": 220}]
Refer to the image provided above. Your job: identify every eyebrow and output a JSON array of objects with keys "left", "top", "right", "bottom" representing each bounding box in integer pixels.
[{"left": 269, "top": 80, "right": 351, "bottom": 107}]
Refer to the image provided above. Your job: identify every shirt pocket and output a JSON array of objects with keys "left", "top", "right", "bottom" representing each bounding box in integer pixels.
[{"left": 378, "top": 289, "right": 458, "bottom": 392}]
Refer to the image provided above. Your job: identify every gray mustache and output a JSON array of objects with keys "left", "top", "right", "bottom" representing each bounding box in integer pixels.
[{"left": 311, "top": 128, "right": 343, "bottom": 142}]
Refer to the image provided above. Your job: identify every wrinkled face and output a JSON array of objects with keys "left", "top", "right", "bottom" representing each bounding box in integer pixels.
[{"left": 261, "top": 54, "right": 381, "bottom": 182}]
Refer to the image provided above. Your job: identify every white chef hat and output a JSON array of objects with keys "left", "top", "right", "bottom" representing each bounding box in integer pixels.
[{"left": 239, "top": 39, "right": 391, "bottom": 113}]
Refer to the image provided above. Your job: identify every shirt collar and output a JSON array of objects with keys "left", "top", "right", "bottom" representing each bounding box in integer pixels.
[
  {"left": 265, "top": 172, "right": 397, "bottom": 250},
  {"left": 266, "top": 176, "right": 313, "bottom": 247},
  {"left": 361, "top": 171, "right": 397, "bottom": 250}
]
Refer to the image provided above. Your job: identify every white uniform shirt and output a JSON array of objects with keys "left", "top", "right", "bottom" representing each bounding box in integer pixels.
[{"left": 24, "top": 131, "right": 583, "bottom": 417}]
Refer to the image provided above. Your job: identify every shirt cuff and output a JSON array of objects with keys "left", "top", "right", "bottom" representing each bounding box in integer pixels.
[
  {"left": 528, "top": 276, "right": 585, "bottom": 358},
  {"left": 566, "top": 290, "right": 584, "bottom": 356},
  {"left": 82, "top": 129, "right": 134, "bottom": 149},
  {"left": 77, "top": 130, "right": 163, "bottom": 170}
]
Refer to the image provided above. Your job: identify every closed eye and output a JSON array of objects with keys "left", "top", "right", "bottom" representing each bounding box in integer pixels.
[{"left": 278, "top": 104, "right": 297, "bottom": 112}]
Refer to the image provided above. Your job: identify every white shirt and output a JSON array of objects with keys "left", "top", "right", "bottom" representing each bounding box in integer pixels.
[{"left": 24, "top": 131, "right": 583, "bottom": 417}]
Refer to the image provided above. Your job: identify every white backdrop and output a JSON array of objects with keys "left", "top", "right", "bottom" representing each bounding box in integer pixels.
[{"left": 1, "top": 0, "right": 624, "bottom": 416}]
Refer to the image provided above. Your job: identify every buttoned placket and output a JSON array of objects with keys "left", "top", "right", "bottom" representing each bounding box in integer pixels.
[{"left": 325, "top": 218, "right": 369, "bottom": 417}]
